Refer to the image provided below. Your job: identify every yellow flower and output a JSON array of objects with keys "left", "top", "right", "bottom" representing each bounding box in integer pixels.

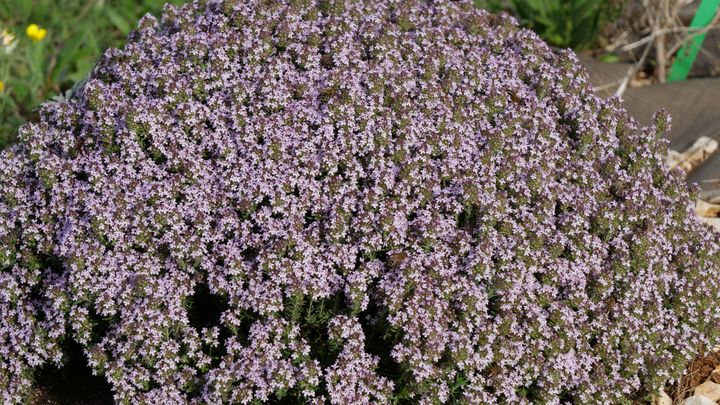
[
  {"left": 25, "top": 24, "right": 47, "bottom": 42},
  {"left": 0, "top": 80, "right": 4, "bottom": 93},
  {"left": 1, "top": 29, "right": 15, "bottom": 47}
]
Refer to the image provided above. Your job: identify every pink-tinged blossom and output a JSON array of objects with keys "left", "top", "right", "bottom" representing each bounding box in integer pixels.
[{"left": 0, "top": 0, "right": 719, "bottom": 403}]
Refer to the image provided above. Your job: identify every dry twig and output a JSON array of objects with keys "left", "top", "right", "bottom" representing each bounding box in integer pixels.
[{"left": 607, "top": 0, "right": 720, "bottom": 94}]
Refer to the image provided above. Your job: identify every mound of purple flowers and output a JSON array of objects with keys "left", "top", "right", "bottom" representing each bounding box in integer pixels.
[{"left": 2, "top": 0, "right": 720, "bottom": 403}]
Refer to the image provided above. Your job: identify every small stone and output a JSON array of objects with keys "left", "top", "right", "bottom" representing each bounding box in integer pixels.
[
  {"left": 710, "top": 366, "right": 720, "bottom": 384},
  {"left": 695, "top": 380, "right": 720, "bottom": 401},
  {"left": 684, "top": 395, "right": 717, "bottom": 405},
  {"left": 696, "top": 199, "right": 720, "bottom": 218},
  {"left": 652, "top": 389, "right": 672, "bottom": 405}
]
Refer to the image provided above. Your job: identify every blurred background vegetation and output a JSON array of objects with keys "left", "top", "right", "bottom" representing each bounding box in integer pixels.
[
  {"left": 0, "top": 0, "right": 184, "bottom": 150},
  {"left": 474, "top": 0, "right": 626, "bottom": 50},
  {"left": 0, "top": 0, "right": 628, "bottom": 151}
]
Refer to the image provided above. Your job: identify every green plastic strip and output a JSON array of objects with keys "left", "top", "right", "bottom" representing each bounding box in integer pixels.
[{"left": 667, "top": 0, "right": 720, "bottom": 82}]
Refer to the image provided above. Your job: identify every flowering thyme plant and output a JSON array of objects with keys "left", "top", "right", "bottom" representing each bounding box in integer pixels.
[{"left": 1, "top": 0, "right": 719, "bottom": 403}]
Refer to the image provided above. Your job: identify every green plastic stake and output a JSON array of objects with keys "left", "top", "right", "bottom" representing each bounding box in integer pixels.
[{"left": 667, "top": 0, "right": 720, "bottom": 82}]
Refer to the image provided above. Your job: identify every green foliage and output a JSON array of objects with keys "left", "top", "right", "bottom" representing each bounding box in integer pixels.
[
  {"left": 475, "top": 0, "right": 625, "bottom": 50},
  {"left": 0, "top": 0, "right": 185, "bottom": 150}
]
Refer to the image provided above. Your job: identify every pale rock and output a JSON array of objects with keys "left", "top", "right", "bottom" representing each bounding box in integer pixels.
[
  {"left": 696, "top": 199, "right": 720, "bottom": 217},
  {"left": 695, "top": 380, "right": 720, "bottom": 401},
  {"left": 711, "top": 365, "right": 720, "bottom": 383},
  {"left": 684, "top": 395, "right": 717, "bottom": 405},
  {"left": 652, "top": 389, "right": 672, "bottom": 405}
]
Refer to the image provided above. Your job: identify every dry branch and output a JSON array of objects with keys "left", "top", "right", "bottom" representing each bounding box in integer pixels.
[{"left": 667, "top": 136, "right": 718, "bottom": 172}]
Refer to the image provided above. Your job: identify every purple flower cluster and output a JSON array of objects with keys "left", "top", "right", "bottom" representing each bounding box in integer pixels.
[
  {"left": 2, "top": 0, "right": 720, "bottom": 403},
  {"left": 0, "top": 150, "right": 67, "bottom": 403}
]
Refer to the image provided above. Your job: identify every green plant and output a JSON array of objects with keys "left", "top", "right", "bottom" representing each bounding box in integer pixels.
[
  {"left": 2, "top": 0, "right": 719, "bottom": 403},
  {"left": 475, "top": 0, "right": 625, "bottom": 50},
  {"left": 0, "top": 0, "right": 185, "bottom": 150}
]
